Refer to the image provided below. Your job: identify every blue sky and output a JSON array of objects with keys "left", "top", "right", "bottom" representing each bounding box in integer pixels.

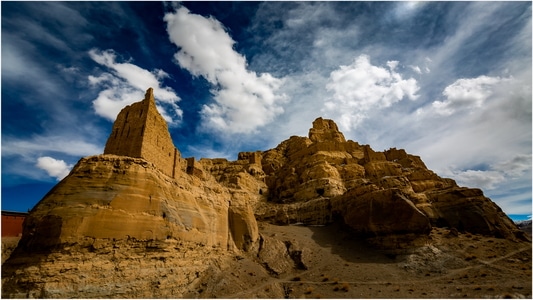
[{"left": 2, "top": 2, "right": 531, "bottom": 219}]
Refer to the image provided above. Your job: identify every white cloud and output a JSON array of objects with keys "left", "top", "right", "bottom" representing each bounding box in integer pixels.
[
  {"left": 88, "top": 49, "right": 182, "bottom": 124},
  {"left": 392, "top": 1, "right": 428, "bottom": 21},
  {"left": 2, "top": 135, "right": 100, "bottom": 183},
  {"left": 36, "top": 156, "right": 73, "bottom": 181},
  {"left": 437, "top": 155, "right": 532, "bottom": 205},
  {"left": 404, "top": 72, "right": 531, "bottom": 215},
  {"left": 446, "top": 169, "right": 505, "bottom": 190},
  {"left": 430, "top": 76, "right": 505, "bottom": 116},
  {"left": 164, "top": 6, "right": 287, "bottom": 134},
  {"left": 323, "top": 55, "right": 419, "bottom": 131},
  {"left": 493, "top": 154, "right": 532, "bottom": 178},
  {"left": 409, "top": 65, "right": 422, "bottom": 74},
  {"left": 490, "top": 191, "right": 533, "bottom": 215},
  {"left": 2, "top": 135, "right": 102, "bottom": 159}
]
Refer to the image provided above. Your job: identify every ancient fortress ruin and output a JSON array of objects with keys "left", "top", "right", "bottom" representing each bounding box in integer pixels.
[
  {"left": 2, "top": 87, "right": 528, "bottom": 299},
  {"left": 103, "top": 88, "right": 182, "bottom": 178}
]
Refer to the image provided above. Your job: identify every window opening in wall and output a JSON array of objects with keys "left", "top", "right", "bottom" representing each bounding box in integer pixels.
[
  {"left": 125, "top": 111, "right": 129, "bottom": 121},
  {"left": 139, "top": 109, "right": 143, "bottom": 117}
]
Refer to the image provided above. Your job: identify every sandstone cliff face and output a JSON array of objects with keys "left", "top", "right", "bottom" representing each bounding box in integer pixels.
[
  {"left": 253, "top": 117, "right": 521, "bottom": 243},
  {"left": 18, "top": 155, "right": 231, "bottom": 249},
  {"left": 2, "top": 90, "right": 526, "bottom": 298},
  {"left": 15, "top": 153, "right": 271, "bottom": 255}
]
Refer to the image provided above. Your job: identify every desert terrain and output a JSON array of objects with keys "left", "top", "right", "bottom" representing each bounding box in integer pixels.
[
  {"left": 2, "top": 92, "right": 530, "bottom": 298},
  {"left": 2, "top": 221, "right": 530, "bottom": 298},
  {"left": 217, "top": 221, "right": 531, "bottom": 299}
]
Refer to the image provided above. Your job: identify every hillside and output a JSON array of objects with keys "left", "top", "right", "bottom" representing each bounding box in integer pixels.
[{"left": 2, "top": 88, "right": 530, "bottom": 298}]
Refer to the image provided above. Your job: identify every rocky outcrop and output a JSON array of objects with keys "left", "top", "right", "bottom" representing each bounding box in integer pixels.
[
  {"left": 254, "top": 117, "right": 522, "bottom": 244},
  {"left": 17, "top": 155, "right": 234, "bottom": 250},
  {"left": 2, "top": 89, "right": 526, "bottom": 298}
]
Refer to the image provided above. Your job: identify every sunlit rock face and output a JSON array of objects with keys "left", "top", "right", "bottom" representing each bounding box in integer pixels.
[
  {"left": 16, "top": 89, "right": 260, "bottom": 253},
  {"left": 2, "top": 88, "right": 525, "bottom": 298},
  {"left": 256, "top": 116, "right": 521, "bottom": 242}
]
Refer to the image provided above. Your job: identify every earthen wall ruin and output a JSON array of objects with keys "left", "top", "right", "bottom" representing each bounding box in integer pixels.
[{"left": 104, "top": 88, "right": 182, "bottom": 178}]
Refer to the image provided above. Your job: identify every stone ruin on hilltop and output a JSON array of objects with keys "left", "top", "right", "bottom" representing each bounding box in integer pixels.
[
  {"left": 1, "top": 87, "right": 528, "bottom": 298},
  {"left": 103, "top": 88, "right": 181, "bottom": 178},
  {"left": 15, "top": 87, "right": 527, "bottom": 248}
]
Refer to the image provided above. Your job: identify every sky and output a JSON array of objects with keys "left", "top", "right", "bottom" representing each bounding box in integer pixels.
[{"left": 2, "top": 2, "right": 531, "bottom": 220}]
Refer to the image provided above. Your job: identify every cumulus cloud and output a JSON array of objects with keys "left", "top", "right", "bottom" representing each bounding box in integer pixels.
[
  {"left": 406, "top": 72, "right": 531, "bottom": 208},
  {"left": 416, "top": 74, "right": 526, "bottom": 122},
  {"left": 164, "top": 6, "right": 287, "bottom": 134},
  {"left": 323, "top": 55, "right": 419, "bottom": 131},
  {"left": 439, "top": 154, "right": 531, "bottom": 194},
  {"left": 430, "top": 76, "right": 506, "bottom": 116},
  {"left": 88, "top": 49, "right": 182, "bottom": 124},
  {"left": 36, "top": 156, "right": 73, "bottom": 181}
]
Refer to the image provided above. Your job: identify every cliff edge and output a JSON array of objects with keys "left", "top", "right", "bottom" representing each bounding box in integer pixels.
[{"left": 2, "top": 88, "right": 528, "bottom": 298}]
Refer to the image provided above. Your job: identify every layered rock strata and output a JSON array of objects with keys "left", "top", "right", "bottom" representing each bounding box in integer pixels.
[
  {"left": 2, "top": 88, "right": 526, "bottom": 298},
  {"left": 253, "top": 117, "right": 520, "bottom": 243}
]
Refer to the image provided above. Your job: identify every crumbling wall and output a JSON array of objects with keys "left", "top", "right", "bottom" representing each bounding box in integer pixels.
[{"left": 104, "top": 88, "right": 181, "bottom": 178}]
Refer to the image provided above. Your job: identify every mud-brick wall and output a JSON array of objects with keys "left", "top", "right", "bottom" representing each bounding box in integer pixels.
[
  {"left": 138, "top": 96, "right": 180, "bottom": 178},
  {"left": 104, "top": 100, "right": 146, "bottom": 158},
  {"left": 104, "top": 88, "right": 181, "bottom": 178}
]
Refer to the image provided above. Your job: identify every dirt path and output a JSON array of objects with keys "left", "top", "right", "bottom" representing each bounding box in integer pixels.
[
  {"left": 225, "top": 223, "right": 531, "bottom": 298},
  {"left": 430, "top": 245, "right": 531, "bottom": 281}
]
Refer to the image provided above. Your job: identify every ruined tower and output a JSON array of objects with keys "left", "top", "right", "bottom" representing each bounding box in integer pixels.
[{"left": 104, "top": 88, "right": 181, "bottom": 178}]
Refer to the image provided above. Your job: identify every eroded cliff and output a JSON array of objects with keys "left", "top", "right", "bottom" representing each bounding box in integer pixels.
[{"left": 2, "top": 88, "right": 528, "bottom": 298}]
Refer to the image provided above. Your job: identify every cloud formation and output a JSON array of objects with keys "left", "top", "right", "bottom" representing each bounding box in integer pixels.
[
  {"left": 2, "top": 135, "right": 102, "bottom": 159},
  {"left": 36, "top": 156, "right": 73, "bottom": 180},
  {"left": 323, "top": 55, "right": 419, "bottom": 131},
  {"left": 164, "top": 6, "right": 287, "bottom": 134},
  {"left": 88, "top": 49, "right": 182, "bottom": 124},
  {"left": 405, "top": 72, "right": 531, "bottom": 214},
  {"left": 1, "top": 2, "right": 530, "bottom": 216},
  {"left": 443, "top": 154, "right": 532, "bottom": 191},
  {"left": 430, "top": 76, "right": 506, "bottom": 116}
]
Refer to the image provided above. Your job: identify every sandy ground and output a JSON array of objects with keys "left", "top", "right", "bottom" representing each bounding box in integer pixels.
[
  {"left": 2, "top": 223, "right": 530, "bottom": 298},
  {"left": 1, "top": 237, "right": 20, "bottom": 265},
  {"left": 226, "top": 222, "right": 532, "bottom": 299}
]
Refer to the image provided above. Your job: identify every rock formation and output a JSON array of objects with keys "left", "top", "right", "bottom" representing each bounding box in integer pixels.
[{"left": 2, "top": 88, "right": 527, "bottom": 298}]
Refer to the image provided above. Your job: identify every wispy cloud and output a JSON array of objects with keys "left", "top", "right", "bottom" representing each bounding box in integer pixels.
[
  {"left": 1, "top": 1, "right": 530, "bottom": 216},
  {"left": 390, "top": 1, "right": 428, "bottom": 21},
  {"left": 240, "top": 1, "right": 531, "bottom": 216},
  {"left": 88, "top": 49, "right": 182, "bottom": 124},
  {"left": 2, "top": 136, "right": 102, "bottom": 159},
  {"left": 404, "top": 73, "right": 531, "bottom": 210},
  {"left": 164, "top": 6, "right": 287, "bottom": 134},
  {"left": 2, "top": 135, "right": 101, "bottom": 183}
]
